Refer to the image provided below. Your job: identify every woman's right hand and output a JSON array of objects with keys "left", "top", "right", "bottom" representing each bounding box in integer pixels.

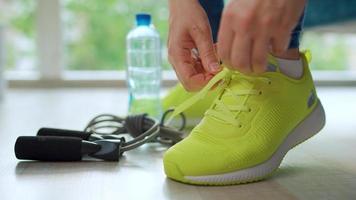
[{"left": 168, "top": 0, "right": 220, "bottom": 91}]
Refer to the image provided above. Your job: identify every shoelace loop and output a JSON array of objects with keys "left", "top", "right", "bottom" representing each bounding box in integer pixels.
[
  {"left": 205, "top": 73, "right": 271, "bottom": 126},
  {"left": 165, "top": 68, "right": 271, "bottom": 126}
]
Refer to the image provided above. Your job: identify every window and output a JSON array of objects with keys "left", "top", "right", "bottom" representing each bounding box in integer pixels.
[
  {"left": 1, "top": 0, "right": 356, "bottom": 85},
  {"left": 0, "top": 0, "right": 36, "bottom": 71}
]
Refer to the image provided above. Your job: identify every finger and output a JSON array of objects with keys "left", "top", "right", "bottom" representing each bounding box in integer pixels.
[
  {"left": 194, "top": 60, "right": 205, "bottom": 74},
  {"left": 168, "top": 46, "right": 210, "bottom": 91},
  {"left": 175, "top": 61, "right": 211, "bottom": 91},
  {"left": 217, "top": 16, "right": 234, "bottom": 66},
  {"left": 251, "top": 36, "right": 269, "bottom": 73},
  {"left": 229, "top": 34, "right": 252, "bottom": 74},
  {"left": 213, "top": 43, "right": 222, "bottom": 64},
  {"left": 189, "top": 23, "right": 220, "bottom": 74}
]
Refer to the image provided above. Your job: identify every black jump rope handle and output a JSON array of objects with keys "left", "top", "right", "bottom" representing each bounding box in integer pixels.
[
  {"left": 15, "top": 136, "right": 84, "bottom": 161},
  {"left": 15, "top": 136, "right": 102, "bottom": 161},
  {"left": 37, "top": 128, "right": 92, "bottom": 140}
]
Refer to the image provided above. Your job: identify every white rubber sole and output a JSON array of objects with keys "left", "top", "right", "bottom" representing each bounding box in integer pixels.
[{"left": 185, "top": 100, "right": 326, "bottom": 184}]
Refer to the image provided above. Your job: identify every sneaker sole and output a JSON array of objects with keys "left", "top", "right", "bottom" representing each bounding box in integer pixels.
[{"left": 169, "top": 100, "right": 326, "bottom": 185}]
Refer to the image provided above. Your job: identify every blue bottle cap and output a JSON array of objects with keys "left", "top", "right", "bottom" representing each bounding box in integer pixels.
[{"left": 136, "top": 13, "right": 151, "bottom": 26}]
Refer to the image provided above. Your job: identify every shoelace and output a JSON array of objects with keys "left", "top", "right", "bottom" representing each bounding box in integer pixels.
[
  {"left": 166, "top": 50, "right": 312, "bottom": 126},
  {"left": 166, "top": 67, "right": 270, "bottom": 126},
  {"left": 204, "top": 73, "right": 271, "bottom": 126}
]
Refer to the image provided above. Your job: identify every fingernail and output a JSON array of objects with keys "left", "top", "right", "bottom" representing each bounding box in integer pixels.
[{"left": 209, "top": 62, "right": 221, "bottom": 72}]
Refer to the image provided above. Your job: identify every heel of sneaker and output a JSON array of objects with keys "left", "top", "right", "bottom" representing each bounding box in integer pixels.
[{"left": 290, "top": 99, "right": 326, "bottom": 149}]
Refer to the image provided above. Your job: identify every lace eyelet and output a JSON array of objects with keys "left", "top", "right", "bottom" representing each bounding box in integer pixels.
[
  {"left": 259, "top": 91, "right": 262, "bottom": 95},
  {"left": 248, "top": 108, "right": 252, "bottom": 112},
  {"left": 268, "top": 81, "right": 272, "bottom": 85},
  {"left": 238, "top": 125, "right": 242, "bottom": 128}
]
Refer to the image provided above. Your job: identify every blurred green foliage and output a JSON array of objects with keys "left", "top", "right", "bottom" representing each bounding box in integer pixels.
[
  {"left": 301, "top": 32, "right": 348, "bottom": 70},
  {"left": 5, "top": 0, "right": 352, "bottom": 71},
  {"left": 5, "top": 0, "right": 36, "bottom": 69},
  {"left": 64, "top": 0, "right": 170, "bottom": 70},
  {"left": 9, "top": 0, "right": 35, "bottom": 37}
]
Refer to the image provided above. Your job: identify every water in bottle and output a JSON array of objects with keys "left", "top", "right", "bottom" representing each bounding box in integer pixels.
[{"left": 126, "top": 13, "right": 162, "bottom": 118}]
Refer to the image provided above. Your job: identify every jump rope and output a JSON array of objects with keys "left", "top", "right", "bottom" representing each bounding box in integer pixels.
[
  {"left": 14, "top": 48, "right": 214, "bottom": 162},
  {"left": 14, "top": 109, "right": 186, "bottom": 161}
]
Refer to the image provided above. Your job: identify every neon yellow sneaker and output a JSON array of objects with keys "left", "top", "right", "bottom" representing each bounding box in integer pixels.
[
  {"left": 163, "top": 84, "right": 219, "bottom": 129},
  {"left": 163, "top": 51, "right": 326, "bottom": 185}
]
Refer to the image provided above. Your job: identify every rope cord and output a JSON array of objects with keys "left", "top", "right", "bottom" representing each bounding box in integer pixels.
[{"left": 84, "top": 110, "right": 186, "bottom": 153}]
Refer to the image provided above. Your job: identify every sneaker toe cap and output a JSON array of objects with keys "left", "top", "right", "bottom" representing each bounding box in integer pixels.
[{"left": 163, "top": 136, "right": 230, "bottom": 181}]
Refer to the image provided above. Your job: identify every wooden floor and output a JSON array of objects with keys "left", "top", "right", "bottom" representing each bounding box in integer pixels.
[{"left": 0, "top": 87, "right": 355, "bottom": 200}]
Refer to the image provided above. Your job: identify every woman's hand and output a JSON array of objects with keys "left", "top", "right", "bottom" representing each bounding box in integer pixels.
[
  {"left": 168, "top": 0, "right": 220, "bottom": 91},
  {"left": 217, "top": 0, "right": 306, "bottom": 74}
]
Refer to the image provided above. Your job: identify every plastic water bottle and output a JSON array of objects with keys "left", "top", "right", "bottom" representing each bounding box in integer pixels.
[{"left": 126, "top": 13, "right": 162, "bottom": 118}]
